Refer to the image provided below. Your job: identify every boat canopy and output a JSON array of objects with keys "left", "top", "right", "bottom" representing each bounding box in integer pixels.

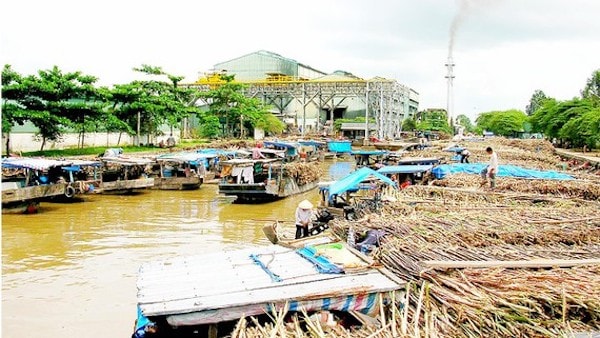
[
  {"left": 327, "top": 167, "right": 397, "bottom": 198},
  {"left": 157, "top": 152, "right": 216, "bottom": 164},
  {"left": 350, "top": 150, "right": 389, "bottom": 156},
  {"left": 196, "top": 148, "right": 240, "bottom": 157},
  {"left": 2, "top": 157, "right": 74, "bottom": 170},
  {"left": 100, "top": 156, "right": 154, "bottom": 166},
  {"left": 377, "top": 164, "right": 434, "bottom": 175}
]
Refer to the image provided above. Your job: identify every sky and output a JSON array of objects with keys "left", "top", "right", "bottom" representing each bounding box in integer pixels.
[{"left": 2, "top": 0, "right": 600, "bottom": 122}]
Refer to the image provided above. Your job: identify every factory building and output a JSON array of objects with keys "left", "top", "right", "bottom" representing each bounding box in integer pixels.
[{"left": 195, "top": 50, "right": 419, "bottom": 140}]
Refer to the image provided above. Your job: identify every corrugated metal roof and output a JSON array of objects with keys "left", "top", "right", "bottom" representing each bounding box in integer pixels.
[
  {"left": 1, "top": 157, "right": 74, "bottom": 170},
  {"left": 137, "top": 244, "right": 403, "bottom": 319}
]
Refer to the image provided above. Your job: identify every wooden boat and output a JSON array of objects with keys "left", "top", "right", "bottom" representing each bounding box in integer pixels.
[
  {"left": 149, "top": 152, "right": 212, "bottom": 190},
  {"left": 133, "top": 242, "right": 405, "bottom": 337},
  {"left": 99, "top": 156, "right": 155, "bottom": 194},
  {"left": 218, "top": 158, "right": 320, "bottom": 203},
  {"left": 1, "top": 158, "right": 71, "bottom": 213},
  {"left": 373, "top": 141, "right": 420, "bottom": 151},
  {"left": 262, "top": 221, "right": 334, "bottom": 248},
  {"left": 218, "top": 143, "right": 321, "bottom": 203},
  {"left": 350, "top": 150, "right": 388, "bottom": 169}
]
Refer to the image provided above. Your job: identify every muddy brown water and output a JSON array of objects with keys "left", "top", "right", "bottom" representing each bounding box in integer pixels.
[{"left": 1, "top": 160, "right": 354, "bottom": 338}]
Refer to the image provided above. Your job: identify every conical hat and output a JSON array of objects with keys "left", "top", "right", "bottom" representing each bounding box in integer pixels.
[{"left": 298, "top": 199, "right": 313, "bottom": 209}]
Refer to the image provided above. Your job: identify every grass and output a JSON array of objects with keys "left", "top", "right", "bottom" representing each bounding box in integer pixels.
[{"left": 17, "top": 139, "right": 214, "bottom": 158}]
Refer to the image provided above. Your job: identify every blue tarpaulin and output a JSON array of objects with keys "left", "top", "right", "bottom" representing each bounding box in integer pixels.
[
  {"left": 328, "top": 167, "right": 397, "bottom": 198},
  {"left": 432, "top": 163, "right": 574, "bottom": 180},
  {"left": 327, "top": 140, "right": 352, "bottom": 153},
  {"left": 377, "top": 165, "right": 434, "bottom": 175}
]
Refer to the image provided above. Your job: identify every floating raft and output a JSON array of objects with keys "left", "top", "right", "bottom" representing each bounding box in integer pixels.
[{"left": 136, "top": 243, "right": 404, "bottom": 327}]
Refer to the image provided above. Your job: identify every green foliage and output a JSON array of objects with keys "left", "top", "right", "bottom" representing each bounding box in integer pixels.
[
  {"left": 401, "top": 117, "right": 417, "bottom": 131},
  {"left": 455, "top": 114, "right": 474, "bottom": 133},
  {"left": 2, "top": 65, "right": 108, "bottom": 151},
  {"left": 109, "top": 65, "right": 198, "bottom": 142},
  {"left": 196, "top": 111, "right": 221, "bottom": 138},
  {"left": 475, "top": 110, "right": 527, "bottom": 137},
  {"left": 255, "top": 113, "right": 286, "bottom": 134},
  {"left": 581, "top": 69, "right": 600, "bottom": 105},
  {"left": 525, "top": 89, "right": 549, "bottom": 116},
  {"left": 416, "top": 109, "right": 452, "bottom": 133},
  {"left": 199, "top": 77, "right": 278, "bottom": 138}
]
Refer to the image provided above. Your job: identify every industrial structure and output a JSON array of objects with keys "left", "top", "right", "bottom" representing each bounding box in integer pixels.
[{"left": 190, "top": 50, "right": 419, "bottom": 140}]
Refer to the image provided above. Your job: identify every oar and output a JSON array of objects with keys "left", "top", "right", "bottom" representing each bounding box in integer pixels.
[{"left": 252, "top": 219, "right": 295, "bottom": 223}]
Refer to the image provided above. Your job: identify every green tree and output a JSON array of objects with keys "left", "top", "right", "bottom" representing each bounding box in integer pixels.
[
  {"left": 475, "top": 110, "right": 527, "bottom": 137},
  {"left": 416, "top": 109, "right": 452, "bottom": 134},
  {"left": 401, "top": 117, "right": 417, "bottom": 131},
  {"left": 2, "top": 65, "right": 107, "bottom": 151},
  {"left": 525, "top": 89, "right": 549, "bottom": 116},
  {"left": 110, "top": 65, "right": 198, "bottom": 145},
  {"left": 199, "top": 75, "right": 278, "bottom": 138},
  {"left": 2, "top": 65, "right": 29, "bottom": 154},
  {"left": 455, "top": 114, "right": 474, "bottom": 133},
  {"left": 581, "top": 69, "right": 600, "bottom": 106}
]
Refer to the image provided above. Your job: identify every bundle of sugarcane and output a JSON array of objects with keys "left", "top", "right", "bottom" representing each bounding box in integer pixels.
[
  {"left": 491, "top": 137, "right": 556, "bottom": 154},
  {"left": 430, "top": 173, "right": 600, "bottom": 201},
  {"left": 283, "top": 161, "right": 323, "bottom": 185}
]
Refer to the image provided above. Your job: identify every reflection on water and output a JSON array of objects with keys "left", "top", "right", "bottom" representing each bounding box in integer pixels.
[{"left": 1, "top": 159, "right": 354, "bottom": 338}]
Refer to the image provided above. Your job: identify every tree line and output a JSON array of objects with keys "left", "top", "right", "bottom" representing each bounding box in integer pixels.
[
  {"left": 1, "top": 65, "right": 284, "bottom": 153},
  {"left": 402, "top": 69, "right": 600, "bottom": 149}
]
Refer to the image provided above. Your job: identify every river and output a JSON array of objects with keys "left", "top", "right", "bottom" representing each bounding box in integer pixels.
[{"left": 1, "top": 160, "right": 354, "bottom": 338}]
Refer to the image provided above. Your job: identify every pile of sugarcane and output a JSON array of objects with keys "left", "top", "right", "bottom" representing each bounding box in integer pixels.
[
  {"left": 430, "top": 173, "right": 600, "bottom": 201},
  {"left": 283, "top": 161, "right": 323, "bottom": 185},
  {"left": 319, "top": 184, "right": 600, "bottom": 337}
]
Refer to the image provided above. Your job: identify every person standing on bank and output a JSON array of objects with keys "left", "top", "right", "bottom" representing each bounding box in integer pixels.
[
  {"left": 480, "top": 146, "right": 498, "bottom": 189},
  {"left": 460, "top": 148, "right": 471, "bottom": 163},
  {"left": 295, "top": 199, "right": 314, "bottom": 239}
]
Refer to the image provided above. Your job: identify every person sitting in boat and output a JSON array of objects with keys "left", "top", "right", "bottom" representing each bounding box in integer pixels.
[
  {"left": 252, "top": 142, "right": 266, "bottom": 160},
  {"left": 295, "top": 199, "right": 314, "bottom": 239}
]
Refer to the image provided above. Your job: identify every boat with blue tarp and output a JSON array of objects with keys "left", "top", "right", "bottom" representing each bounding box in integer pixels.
[
  {"left": 133, "top": 242, "right": 404, "bottom": 337},
  {"left": 327, "top": 139, "right": 352, "bottom": 154},
  {"left": 319, "top": 167, "right": 398, "bottom": 219},
  {"left": 150, "top": 152, "right": 211, "bottom": 190}
]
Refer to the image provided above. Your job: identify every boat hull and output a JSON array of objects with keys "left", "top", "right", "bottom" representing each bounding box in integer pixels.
[
  {"left": 152, "top": 177, "right": 202, "bottom": 190},
  {"left": 99, "top": 178, "right": 155, "bottom": 194},
  {"left": 2, "top": 183, "right": 67, "bottom": 213},
  {"left": 219, "top": 179, "right": 319, "bottom": 203}
]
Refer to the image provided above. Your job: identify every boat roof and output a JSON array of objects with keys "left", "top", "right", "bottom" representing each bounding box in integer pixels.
[
  {"left": 196, "top": 148, "right": 240, "bottom": 157},
  {"left": 156, "top": 152, "right": 217, "bottom": 163},
  {"left": 394, "top": 157, "right": 441, "bottom": 165},
  {"left": 100, "top": 156, "right": 154, "bottom": 166},
  {"left": 136, "top": 244, "right": 404, "bottom": 322},
  {"left": 221, "top": 158, "right": 280, "bottom": 165},
  {"left": 298, "top": 140, "right": 326, "bottom": 147},
  {"left": 377, "top": 164, "right": 434, "bottom": 174},
  {"left": 328, "top": 167, "right": 397, "bottom": 197},
  {"left": 2, "top": 157, "right": 75, "bottom": 170},
  {"left": 263, "top": 140, "right": 300, "bottom": 150},
  {"left": 351, "top": 150, "right": 388, "bottom": 156}
]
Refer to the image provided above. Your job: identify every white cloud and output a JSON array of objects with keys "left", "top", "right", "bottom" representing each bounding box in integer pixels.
[{"left": 2, "top": 0, "right": 599, "bottom": 124}]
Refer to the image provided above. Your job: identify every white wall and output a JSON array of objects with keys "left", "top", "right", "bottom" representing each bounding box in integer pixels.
[{"left": 2, "top": 132, "right": 179, "bottom": 153}]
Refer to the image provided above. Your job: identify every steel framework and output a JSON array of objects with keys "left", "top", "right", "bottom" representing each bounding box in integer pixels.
[{"left": 186, "top": 77, "right": 414, "bottom": 139}]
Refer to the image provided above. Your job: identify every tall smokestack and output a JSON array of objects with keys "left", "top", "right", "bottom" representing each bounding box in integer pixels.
[{"left": 445, "top": 56, "right": 455, "bottom": 127}]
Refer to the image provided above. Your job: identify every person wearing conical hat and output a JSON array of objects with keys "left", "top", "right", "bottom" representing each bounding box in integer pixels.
[{"left": 295, "top": 199, "right": 314, "bottom": 239}]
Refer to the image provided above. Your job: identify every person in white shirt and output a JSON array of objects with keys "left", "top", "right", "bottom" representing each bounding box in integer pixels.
[
  {"left": 480, "top": 146, "right": 498, "bottom": 189},
  {"left": 295, "top": 199, "right": 314, "bottom": 239}
]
